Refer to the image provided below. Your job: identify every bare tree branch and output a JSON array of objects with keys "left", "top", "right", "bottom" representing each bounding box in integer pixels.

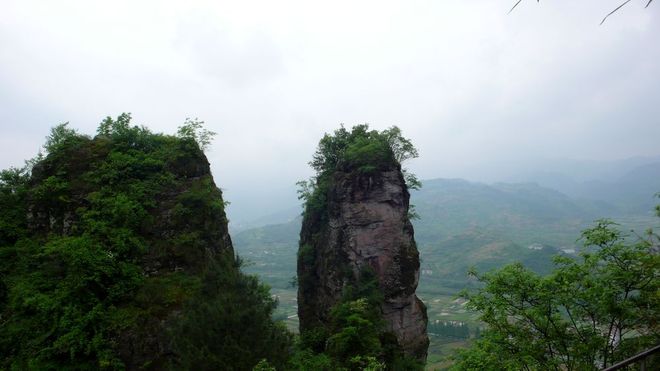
[
  {"left": 509, "top": 0, "right": 654, "bottom": 25},
  {"left": 509, "top": 0, "right": 523, "bottom": 14},
  {"left": 509, "top": 0, "right": 540, "bottom": 15},
  {"left": 601, "top": 0, "right": 633, "bottom": 25}
]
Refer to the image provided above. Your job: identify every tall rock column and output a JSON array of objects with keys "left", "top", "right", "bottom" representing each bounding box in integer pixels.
[{"left": 298, "top": 167, "right": 429, "bottom": 361}]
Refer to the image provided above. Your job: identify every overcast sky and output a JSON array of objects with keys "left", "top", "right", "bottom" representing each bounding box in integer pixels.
[{"left": 1, "top": 0, "right": 659, "bottom": 222}]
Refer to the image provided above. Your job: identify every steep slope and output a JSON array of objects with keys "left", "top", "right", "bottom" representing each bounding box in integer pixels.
[
  {"left": 296, "top": 125, "right": 429, "bottom": 364},
  {"left": 299, "top": 169, "right": 429, "bottom": 360},
  {"left": 0, "top": 116, "right": 290, "bottom": 370}
]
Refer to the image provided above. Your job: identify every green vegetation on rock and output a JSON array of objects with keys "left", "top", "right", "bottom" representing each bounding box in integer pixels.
[
  {"left": 0, "top": 114, "right": 291, "bottom": 370},
  {"left": 291, "top": 268, "right": 423, "bottom": 370},
  {"left": 295, "top": 125, "right": 426, "bottom": 369},
  {"left": 296, "top": 125, "right": 421, "bottom": 311},
  {"left": 297, "top": 124, "right": 420, "bottom": 223}
]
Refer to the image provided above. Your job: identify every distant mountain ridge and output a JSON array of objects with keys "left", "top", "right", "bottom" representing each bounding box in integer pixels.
[
  {"left": 515, "top": 161, "right": 660, "bottom": 214},
  {"left": 235, "top": 177, "right": 658, "bottom": 295},
  {"left": 411, "top": 178, "right": 619, "bottom": 249},
  {"left": 233, "top": 177, "right": 660, "bottom": 292},
  {"left": 227, "top": 156, "right": 660, "bottom": 230},
  {"left": 569, "top": 162, "right": 660, "bottom": 213},
  {"left": 233, "top": 175, "right": 659, "bottom": 363}
]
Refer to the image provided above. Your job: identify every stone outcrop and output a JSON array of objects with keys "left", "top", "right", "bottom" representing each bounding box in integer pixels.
[
  {"left": 298, "top": 167, "right": 429, "bottom": 361},
  {"left": 25, "top": 136, "right": 235, "bottom": 369}
]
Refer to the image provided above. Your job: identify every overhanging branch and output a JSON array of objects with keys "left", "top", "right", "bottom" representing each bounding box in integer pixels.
[{"left": 508, "top": 0, "right": 654, "bottom": 24}]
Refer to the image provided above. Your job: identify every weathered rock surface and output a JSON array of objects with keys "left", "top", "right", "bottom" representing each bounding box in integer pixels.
[{"left": 298, "top": 168, "right": 429, "bottom": 361}]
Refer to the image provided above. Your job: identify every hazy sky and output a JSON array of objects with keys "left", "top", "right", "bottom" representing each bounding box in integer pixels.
[{"left": 1, "top": 0, "right": 659, "bottom": 222}]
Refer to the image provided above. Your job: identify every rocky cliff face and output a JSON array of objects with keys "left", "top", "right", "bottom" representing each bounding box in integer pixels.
[
  {"left": 298, "top": 167, "right": 429, "bottom": 361},
  {"left": 24, "top": 136, "right": 235, "bottom": 368}
]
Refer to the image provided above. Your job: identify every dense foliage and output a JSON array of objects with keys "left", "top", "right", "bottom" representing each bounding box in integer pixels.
[
  {"left": 0, "top": 115, "right": 291, "bottom": 370},
  {"left": 451, "top": 215, "right": 660, "bottom": 370},
  {"left": 297, "top": 124, "right": 420, "bottom": 222},
  {"left": 291, "top": 269, "right": 423, "bottom": 371},
  {"left": 170, "top": 257, "right": 292, "bottom": 371}
]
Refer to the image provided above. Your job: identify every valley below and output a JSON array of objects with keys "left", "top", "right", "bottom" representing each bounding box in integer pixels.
[{"left": 233, "top": 177, "right": 659, "bottom": 369}]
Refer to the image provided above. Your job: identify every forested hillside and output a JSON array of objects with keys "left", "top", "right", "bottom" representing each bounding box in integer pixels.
[{"left": 0, "top": 116, "right": 291, "bottom": 370}]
